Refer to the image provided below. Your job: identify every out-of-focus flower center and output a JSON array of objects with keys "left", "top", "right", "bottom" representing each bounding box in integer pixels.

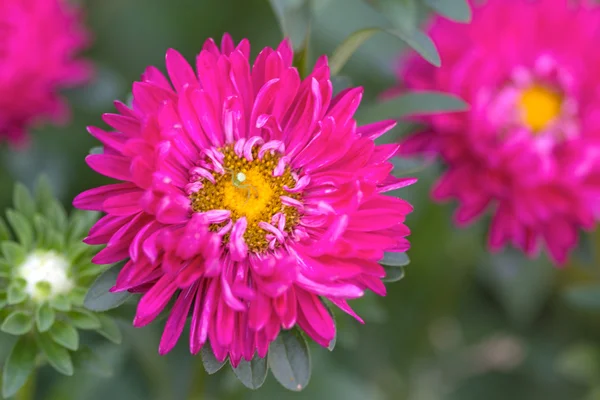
[
  {"left": 518, "top": 84, "right": 563, "bottom": 132},
  {"left": 18, "top": 250, "right": 74, "bottom": 301},
  {"left": 190, "top": 144, "right": 301, "bottom": 253}
]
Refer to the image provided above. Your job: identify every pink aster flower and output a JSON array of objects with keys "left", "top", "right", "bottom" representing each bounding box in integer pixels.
[
  {"left": 73, "top": 34, "right": 414, "bottom": 365},
  {"left": 0, "top": 0, "right": 92, "bottom": 145},
  {"left": 392, "top": 0, "right": 600, "bottom": 264}
]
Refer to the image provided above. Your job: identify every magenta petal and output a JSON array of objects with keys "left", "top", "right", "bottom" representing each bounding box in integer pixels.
[{"left": 159, "top": 285, "right": 197, "bottom": 355}]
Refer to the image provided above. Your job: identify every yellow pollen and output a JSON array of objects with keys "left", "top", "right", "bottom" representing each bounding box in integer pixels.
[
  {"left": 518, "top": 85, "right": 563, "bottom": 132},
  {"left": 190, "top": 145, "right": 301, "bottom": 253}
]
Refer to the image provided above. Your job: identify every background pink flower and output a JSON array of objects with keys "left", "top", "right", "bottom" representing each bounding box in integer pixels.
[
  {"left": 394, "top": 0, "right": 600, "bottom": 264},
  {"left": 0, "top": 0, "right": 92, "bottom": 145},
  {"left": 74, "top": 34, "right": 414, "bottom": 365}
]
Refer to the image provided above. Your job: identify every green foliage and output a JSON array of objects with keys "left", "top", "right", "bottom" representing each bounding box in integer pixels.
[
  {"left": 2, "top": 336, "right": 36, "bottom": 399},
  {"left": 233, "top": 356, "right": 269, "bottom": 390},
  {"left": 268, "top": 329, "right": 311, "bottom": 391},
  {"left": 0, "top": 180, "right": 122, "bottom": 397},
  {"left": 84, "top": 263, "right": 132, "bottom": 312}
]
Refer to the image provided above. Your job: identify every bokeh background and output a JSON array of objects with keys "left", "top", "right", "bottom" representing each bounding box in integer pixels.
[{"left": 2, "top": 0, "right": 600, "bottom": 399}]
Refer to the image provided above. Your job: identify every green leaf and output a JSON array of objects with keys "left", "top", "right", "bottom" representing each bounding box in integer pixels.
[
  {"left": 84, "top": 263, "right": 131, "bottom": 312},
  {"left": 45, "top": 202, "right": 68, "bottom": 236},
  {"left": 68, "top": 309, "right": 101, "bottom": 330},
  {"left": 35, "top": 302, "right": 56, "bottom": 332},
  {"left": 6, "top": 284, "right": 26, "bottom": 305},
  {"left": 6, "top": 210, "right": 34, "bottom": 250},
  {"left": 34, "top": 176, "right": 55, "bottom": 212},
  {"left": 12, "top": 183, "right": 36, "bottom": 219},
  {"left": 49, "top": 320, "right": 79, "bottom": 351},
  {"left": 36, "top": 333, "right": 73, "bottom": 376},
  {"left": 0, "top": 242, "right": 25, "bottom": 266},
  {"left": 358, "top": 91, "right": 468, "bottom": 123},
  {"left": 564, "top": 284, "right": 600, "bottom": 310},
  {"left": 379, "top": 0, "right": 418, "bottom": 33},
  {"left": 330, "top": 28, "right": 379, "bottom": 76},
  {"left": 0, "top": 293, "right": 7, "bottom": 310},
  {"left": 200, "top": 344, "right": 227, "bottom": 375},
  {"left": 232, "top": 355, "right": 268, "bottom": 390},
  {"left": 268, "top": 0, "right": 311, "bottom": 50},
  {"left": 383, "top": 266, "right": 405, "bottom": 283},
  {"left": 381, "top": 252, "right": 410, "bottom": 267},
  {"left": 66, "top": 210, "right": 98, "bottom": 244},
  {"left": 88, "top": 146, "right": 104, "bottom": 155},
  {"left": 268, "top": 329, "right": 311, "bottom": 391},
  {"left": 1, "top": 336, "right": 36, "bottom": 399},
  {"left": 68, "top": 287, "right": 88, "bottom": 306},
  {"left": 0, "top": 218, "right": 10, "bottom": 242},
  {"left": 49, "top": 295, "right": 71, "bottom": 312},
  {"left": 95, "top": 314, "right": 122, "bottom": 344},
  {"left": 1, "top": 311, "right": 33, "bottom": 336},
  {"left": 425, "top": 0, "right": 472, "bottom": 23}
]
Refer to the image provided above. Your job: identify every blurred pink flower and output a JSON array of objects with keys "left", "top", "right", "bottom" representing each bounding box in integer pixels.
[
  {"left": 394, "top": 0, "right": 600, "bottom": 264},
  {"left": 0, "top": 0, "right": 92, "bottom": 145},
  {"left": 74, "top": 34, "right": 414, "bottom": 365}
]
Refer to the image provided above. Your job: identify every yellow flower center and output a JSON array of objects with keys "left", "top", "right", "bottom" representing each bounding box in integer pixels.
[
  {"left": 518, "top": 85, "right": 563, "bottom": 132},
  {"left": 190, "top": 145, "right": 301, "bottom": 253}
]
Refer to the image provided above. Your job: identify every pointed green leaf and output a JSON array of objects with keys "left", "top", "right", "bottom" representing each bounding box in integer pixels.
[
  {"left": 381, "top": 252, "right": 410, "bottom": 267},
  {"left": 1, "top": 311, "right": 33, "bottom": 336},
  {"left": 45, "top": 201, "right": 68, "bottom": 235},
  {"left": 201, "top": 344, "right": 227, "bottom": 374},
  {"left": 1, "top": 336, "right": 36, "bottom": 399},
  {"left": 88, "top": 146, "right": 104, "bottom": 155},
  {"left": 233, "top": 355, "right": 268, "bottom": 390},
  {"left": 0, "top": 242, "right": 25, "bottom": 266},
  {"left": 268, "top": 329, "right": 311, "bottom": 391},
  {"left": 95, "top": 314, "right": 122, "bottom": 344},
  {"left": 34, "top": 176, "right": 55, "bottom": 212},
  {"left": 84, "top": 263, "right": 131, "bottom": 312},
  {"left": 380, "top": 0, "right": 418, "bottom": 33},
  {"left": 36, "top": 333, "right": 73, "bottom": 376},
  {"left": 330, "top": 28, "right": 379, "bottom": 76},
  {"left": 6, "top": 284, "right": 26, "bottom": 306},
  {"left": 68, "top": 287, "right": 88, "bottom": 306},
  {"left": 32, "top": 216, "right": 49, "bottom": 249},
  {"left": 49, "top": 320, "right": 79, "bottom": 351},
  {"left": 12, "top": 183, "right": 36, "bottom": 219},
  {"left": 6, "top": 210, "right": 33, "bottom": 251},
  {"left": 359, "top": 91, "right": 468, "bottom": 123},
  {"left": 49, "top": 294, "right": 71, "bottom": 312},
  {"left": 425, "top": 0, "right": 472, "bottom": 23},
  {"left": 67, "top": 309, "right": 101, "bottom": 330},
  {"left": 66, "top": 210, "right": 98, "bottom": 244},
  {"left": 35, "top": 302, "right": 56, "bottom": 332}
]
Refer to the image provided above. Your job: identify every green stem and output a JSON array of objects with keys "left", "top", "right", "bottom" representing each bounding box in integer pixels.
[
  {"left": 15, "top": 369, "right": 36, "bottom": 400},
  {"left": 187, "top": 357, "right": 206, "bottom": 400}
]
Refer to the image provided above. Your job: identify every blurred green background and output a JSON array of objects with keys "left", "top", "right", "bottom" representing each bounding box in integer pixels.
[{"left": 2, "top": 0, "right": 600, "bottom": 399}]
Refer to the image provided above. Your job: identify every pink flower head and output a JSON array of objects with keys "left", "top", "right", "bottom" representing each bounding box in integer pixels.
[
  {"left": 0, "top": 0, "right": 92, "bottom": 145},
  {"left": 394, "top": 0, "right": 600, "bottom": 265},
  {"left": 74, "top": 34, "right": 414, "bottom": 365}
]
